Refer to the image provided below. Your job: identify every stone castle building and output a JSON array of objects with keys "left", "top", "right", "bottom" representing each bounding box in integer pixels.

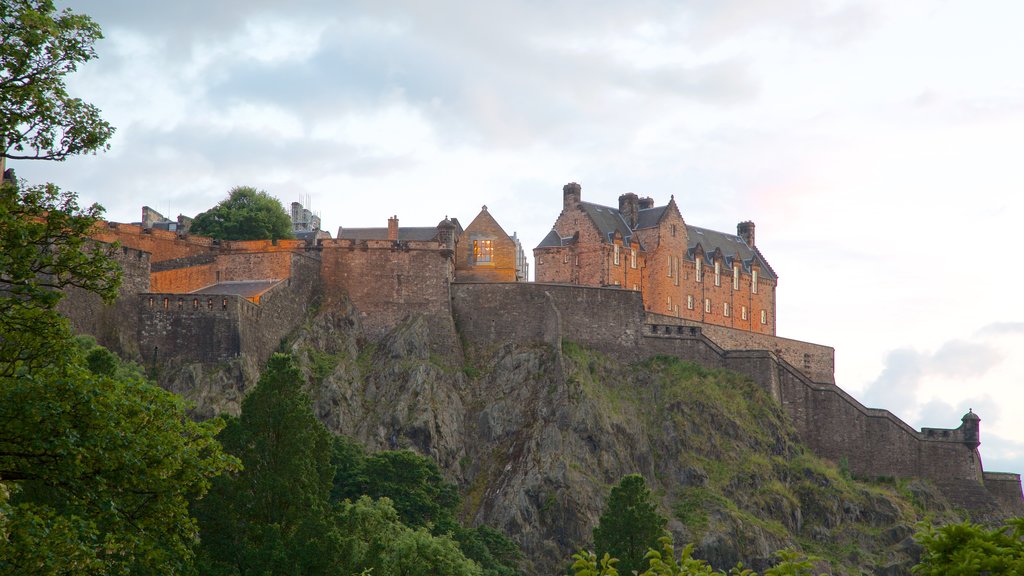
[
  {"left": 535, "top": 183, "right": 776, "bottom": 335},
  {"left": 58, "top": 191, "right": 1023, "bottom": 516}
]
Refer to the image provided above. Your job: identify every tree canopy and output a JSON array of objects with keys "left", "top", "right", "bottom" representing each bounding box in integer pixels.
[
  {"left": 190, "top": 186, "right": 294, "bottom": 241},
  {"left": 913, "top": 517, "right": 1024, "bottom": 575},
  {"left": 1, "top": 0, "right": 114, "bottom": 163},
  {"left": 593, "top": 474, "right": 668, "bottom": 576}
]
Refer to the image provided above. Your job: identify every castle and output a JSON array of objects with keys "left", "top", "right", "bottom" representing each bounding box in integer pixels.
[{"left": 61, "top": 182, "right": 1023, "bottom": 516}]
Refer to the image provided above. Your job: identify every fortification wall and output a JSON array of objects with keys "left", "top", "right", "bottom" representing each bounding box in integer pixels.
[
  {"left": 148, "top": 251, "right": 294, "bottom": 294},
  {"left": 320, "top": 239, "right": 459, "bottom": 356},
  {"left": 58, "top": 245, "right": 152, "bottom": 358},
  {"left": 451, "top": 283, "right": 1015, "bottom": 509},
  {"left": 91, "top": 223, "right": 214, "bottom": 262},
  {"left": 983, "top": 472, "right": 1024, "bottom": 513},
  {"left": 237, "top": 252, "right": 321, "bottom": 361},
  {"left": 647, "top": 313, "right": 835, "bottom": 384}
]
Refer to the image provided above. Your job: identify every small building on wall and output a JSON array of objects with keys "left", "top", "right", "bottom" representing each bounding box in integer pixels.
[
  {"left": 455, "top": 205, "right": 529, "bottom": 282},
  {"left": 534, "top": 182, "right": 777, "bottom": 335}
]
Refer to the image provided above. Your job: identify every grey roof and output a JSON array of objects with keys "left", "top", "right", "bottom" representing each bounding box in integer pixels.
[
  {"left": 579, "top": 202, "right": 634, "bottom": 244},
  {"left": 338, "top": 227, "right": 440, "bottom": 242},
  {"left": 686, "top": 225, "right": 776, "bottom": 280},
  {"left": 636, "top": 206, "right": 667, "bottom": 229},
  {"left": 192, "top": 280, "right": 281, "bottom": 298},
  {"left": 536, "top": 229, "right": 568, "bottom": 249}
]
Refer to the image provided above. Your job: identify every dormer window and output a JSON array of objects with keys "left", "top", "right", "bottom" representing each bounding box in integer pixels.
[
  {"left": 695, "top": 258, "right": 703, "bottom": 282},
  {"left": 733, "top": 265, "right": 740, "bottom": 290},
  {"left": 714, "top": 261, "right": 721, "bottom": 286}
]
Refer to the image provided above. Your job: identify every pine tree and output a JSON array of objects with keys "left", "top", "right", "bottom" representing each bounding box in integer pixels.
[{"left": 593, "top": 474, "right": 668, "bottom": 576}]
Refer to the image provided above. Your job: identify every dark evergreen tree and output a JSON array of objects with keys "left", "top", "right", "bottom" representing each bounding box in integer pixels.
[
  {"left": 593, "top": 474, "right": 668, "bottom": 576},
  {"left": 195, "top": 353, "right": 338, "bottom": 575}
]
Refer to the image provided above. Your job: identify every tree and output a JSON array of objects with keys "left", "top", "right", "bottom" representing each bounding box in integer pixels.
[
  {"left": 190, "top": 186, "right": 294, "bottom": 241},
  {"left": 912, "top": 517, "right": 1024, "bottom": 575},
  {"left": 593, "top": 474, "right": 668, "bottom": 576},
  {"left": 1, "top": 0, "right": 114, "bottom": 166},
  {"left": 0, "top": 181, "right": 120, "bottom": 375},
  {"left": 0, "top": 341, "right": 237, "bottom": 576},
  {"left": 195, "top": 353, "right": 337, "bottom": 575}
]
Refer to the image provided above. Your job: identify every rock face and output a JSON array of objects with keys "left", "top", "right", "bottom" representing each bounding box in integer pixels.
[{"left": 162, "top": 301, "right": 965, "bottom": 575}]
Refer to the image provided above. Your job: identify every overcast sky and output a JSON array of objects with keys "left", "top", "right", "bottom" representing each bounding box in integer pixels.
[{"left": 16, "top": 1, "right": 1024, "bottom": 475}]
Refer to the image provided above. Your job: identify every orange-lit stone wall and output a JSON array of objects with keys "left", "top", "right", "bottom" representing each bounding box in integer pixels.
[{"left": 455, "top": 211, "right": 519, "bottom": 282}]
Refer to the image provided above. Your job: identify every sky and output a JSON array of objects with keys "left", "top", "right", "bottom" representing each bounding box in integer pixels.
[{"left": 14, "top": 1, "right": 1024, "bottom": 475}]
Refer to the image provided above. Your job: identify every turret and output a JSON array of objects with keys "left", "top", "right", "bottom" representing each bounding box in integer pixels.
[
  {"left": 619, "top": 193, "right": 639, "bottom": 228},
  {"left": 961, "top": 409, "right": 980, "bottom": 449},
  {"left": 738, "top": 221, "right": 755, "bottom": 247},
  {"left": 563, "top": 182, "right": 581, "bottom": 211},
  {"left": 437, "top": 216, "right": 456, "bottom": 254}
]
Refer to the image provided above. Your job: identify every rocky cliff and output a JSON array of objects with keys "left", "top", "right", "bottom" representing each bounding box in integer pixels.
[{"left": 161, "top": 301, "right": 972, "bottom": 575}]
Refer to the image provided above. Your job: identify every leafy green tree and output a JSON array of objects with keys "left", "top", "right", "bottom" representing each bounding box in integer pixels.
[
  {"left": 593, "top": 474, "right": 668, "bottom": 576},
  {"left": 0, "top": 345, "right": 237, "bottom": 575},
  {"left": 195, "top": 353, "right": 338, "bottom": 575},
  {"left": 912, "top": 517, "right": 1024, "bottom": 575},
  {"left": 190, "top": 186, "right": 294, "bottom": 241},
  {"left": 1, "top": 0, "right": 114, "bottom": 164},
  {"left": 0, "top": 182, "right": 120, "bottom": 376}
]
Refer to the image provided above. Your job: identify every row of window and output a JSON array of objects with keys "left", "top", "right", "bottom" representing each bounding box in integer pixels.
[
  {"left": 612, "top": 245, "right": 638, "bottom": 268},
  {"left": 148, "top": 296, "right": 229, "bottom": 311},
  {"left": 686, "top": 258, "right": 759, "bottom": 293},
  {"left": 673, "top": 295, "right": 767, "bottom": 324}
]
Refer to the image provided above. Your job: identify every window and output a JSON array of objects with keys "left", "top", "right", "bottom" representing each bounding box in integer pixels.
[
  {"left": 473, "top": 239, "right": 493, "bottom": 263},
  {"left": 667, "top": 255, "right": 672, "bottom": 277},
  {"left": 673, "top": 256, "right": 679, "bottom": 286},
  {"left": 671, "top": 224, "right": 677, "bottom": 237},
  {"left": 695, "top": 258, "right": 702, "bottom": 282},
  {"left": 723, "top": 302, "right": 730, "bottom": 317},
  {"left": 741, "top": 306, "right": 748, "bottom": 320},
  {"left": 704, "top": 298, "right": 711, "bottom": 313},
  {"left": 667, "top": 297, "right": 672, "bottom": 311},
  {"left": 563, "top": 253, "right": 569, "bottom": 263},
  {"left": 760, "top": 309, "right": 767, "bottom": 324},
  {"left": 632, "top": 283, "right": 638, "bottom": 291},
  {"left": 714, "top": 261, "right": 721, "bottom": 286},
  {"left": 752, "top": 269, "right": 758, "bottom": 294},
  {"left": 733, "top": 265, "right": 740, "bottom": 290},
  {"left": 630, "top": 249, "right": 637, "bottom": 269},
  {"left": 687, "top": 295, "right": 694, "bottom": 310},
  {"left": 614, "top": 244, "right": 620, "bottom": 265}
]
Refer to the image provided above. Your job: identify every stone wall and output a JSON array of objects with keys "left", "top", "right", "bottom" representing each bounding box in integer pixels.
[
  {"left": 647, "top": 312, "right": 835, "bottom": 384},
  {"left": 320, "top": 239, "right": 460, "bottom": 356},
  {"left": 983, "top": 472, "right": 1024, "bottom": 513}
]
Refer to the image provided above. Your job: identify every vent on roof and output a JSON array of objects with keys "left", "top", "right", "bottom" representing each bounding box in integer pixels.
[{"left": 696, "top": 230, "right": 704, "bottom": 235}]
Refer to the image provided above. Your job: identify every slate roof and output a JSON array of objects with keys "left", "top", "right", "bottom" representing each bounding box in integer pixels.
[
  {"left": 338, "top": 227, "right": 440, "bottom": 242},
  {"left": 536, "top": 229, "right": 577, "bottom": 248},
  {"left": 636, "top": 206, "right": 667, "bottom": 229},
  {"left": 687, "top": 225, "right": 776, "bottom": 280},
  {"left": 192, "top": 280, "right": 281, "bottom": 299}
]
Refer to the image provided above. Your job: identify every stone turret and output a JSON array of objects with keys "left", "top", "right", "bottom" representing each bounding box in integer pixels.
[
  {"left": 619, "top": 193, "right": 639, "bottom": 228},
  {"left": 437, "top": 216, "right": 456, "bottom": 254},
  {"left": 962, "top": 409, "right": 980, "bottom": 449},
  {"left": 563, "top": 182, "right": 581, "bottom": 212}
]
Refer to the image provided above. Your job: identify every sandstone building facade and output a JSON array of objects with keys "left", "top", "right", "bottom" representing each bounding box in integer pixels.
[{"left": 535, "top": 183, "right": 777, "bottom": 335}]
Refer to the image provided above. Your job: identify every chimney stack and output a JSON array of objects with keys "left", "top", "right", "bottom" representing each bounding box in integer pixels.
[
  {"left": 563, "top": 182, "right": 582, "bottom": 212},
  {"left": 618, "top": 193, "right": 639, "bottom": 228},
  {"left": 638, "top": 196, "right": 654, "bottom": 210},
  {"left": 737, "top": 221, "right": 755, "bottom": 247},
  {"left": 388, "top": 215, "right": 399, "bottom": 241}
]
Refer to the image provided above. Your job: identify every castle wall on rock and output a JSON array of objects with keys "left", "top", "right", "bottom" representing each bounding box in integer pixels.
[
  {"left": 646, "top": 312, "right": 835, "bottom": 384},
  {"left": 450, "top": 282, "right": 1022, "bottom": 511},
  {"left": 319, "top": 238, "right": 460, "bottom": 356},
  {"left": 139, "top": 252, "right": 321, "bottom": 365}
]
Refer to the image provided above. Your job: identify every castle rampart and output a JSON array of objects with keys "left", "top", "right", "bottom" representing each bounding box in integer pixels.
[{"left": 450, "top": 282, "right": 1022, "bottom": 512}]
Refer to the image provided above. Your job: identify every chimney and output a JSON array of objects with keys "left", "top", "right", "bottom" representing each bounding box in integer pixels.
[
  {"left": 388, "top": 215, "right": 399, "bottom": 241},
  {"left": 618, "top": 193, "right": 639, "bottom": 228},
  {"left": 737, "top": 221, "right": 755, "bottom": 247},
  {"left": 638, "top": 196, "right": 654, "bottom": 210},
  {"left": 563, "top": 182, "right": 582, "bottom": 212}
]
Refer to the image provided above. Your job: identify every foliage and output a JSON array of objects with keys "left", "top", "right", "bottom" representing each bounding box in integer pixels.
[
  {"left": 0, "top": 181, "right": 120, "bottom": 375},
  {"left": 571, "top": 550, "right": 619, "bottom": 576},
  {"left": 593, "top": 474, "right": 668, "bottom": 576},
  {"left": 0, "top": 345, "right": 237, "bottom": 575},
  {"left": 1, "top": 0, "right": 114, "bottom": 162},
  {"left": 190, "top": 186, "right": 294, "bottom": 241},
  {"left": 912, "top": 517, "right": 1024, "bottom": 575},
  {"left": 195, "top": 353, "right": 337, "bottom": 575}
]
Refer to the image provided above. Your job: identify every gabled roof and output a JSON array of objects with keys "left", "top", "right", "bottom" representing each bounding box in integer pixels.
[
  {"left": 636, "top": 206, "right": 667, "bottom": 229},
  {"left": 686, "top": 225, "right": 776, "bottom": 280},
  {"left": 535, "top": 229, "right": 578, "bottom": 249},
  {"left": 579, "top": 202, "right": 632, "bottom": 243}
]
